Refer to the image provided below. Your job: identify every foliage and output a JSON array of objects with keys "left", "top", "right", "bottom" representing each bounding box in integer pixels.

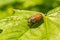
[
  {"left": 0, "top": 0, "right": 60, "bottom": 40},
  {"left": 0, "top": 7, "right": 60, "bottom": 40},
  {"left": 0, "top": 0, "right": 60, "bottom": 13}
]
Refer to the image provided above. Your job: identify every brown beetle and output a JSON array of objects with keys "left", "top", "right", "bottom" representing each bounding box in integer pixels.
[{"left": 28, "top": 13, "right": 43, "bottom": 24}]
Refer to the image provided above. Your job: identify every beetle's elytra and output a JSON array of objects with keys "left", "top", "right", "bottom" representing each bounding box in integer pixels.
[{"left": 28, "top": 13, "right": 43, "bottom": 24}]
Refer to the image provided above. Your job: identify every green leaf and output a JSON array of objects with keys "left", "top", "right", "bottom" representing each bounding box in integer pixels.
[
  {"left": 0, "top": 0, "right": 15, "bottom": 7},
  {"left": 44, "top": 7, "right": 60, "bottom": 40},
  {"left": 0, "top": 8, "right": 14, "bottom": 19},
  {"left": 22, "top": 0, "right": 43, "bottom": 8},
  {"left": 0, "top": 7, "right": 60, "bottom": 40}
]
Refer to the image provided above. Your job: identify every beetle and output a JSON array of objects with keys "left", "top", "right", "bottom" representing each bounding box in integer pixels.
[{"left": 28, "top": 13, "right": 43, "bottom": 24}]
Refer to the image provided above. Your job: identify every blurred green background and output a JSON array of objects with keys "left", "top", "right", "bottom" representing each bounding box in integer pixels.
[{"left": 0, "top": 0, "right": 60, "bottom": 14}]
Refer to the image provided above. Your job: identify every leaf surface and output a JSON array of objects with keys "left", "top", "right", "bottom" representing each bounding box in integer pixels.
[{"left": 0, "top": 7, "right": 60, "bottom": 40}]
